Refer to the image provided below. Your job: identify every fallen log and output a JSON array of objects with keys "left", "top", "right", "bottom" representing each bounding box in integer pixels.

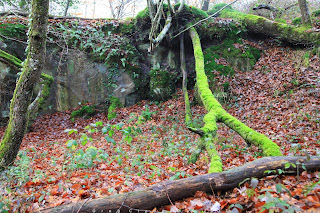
[{"left": 41, "top": 156, "right": 320, "bottom": 213}]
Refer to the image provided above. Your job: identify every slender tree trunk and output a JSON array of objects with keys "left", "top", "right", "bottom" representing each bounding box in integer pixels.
[
  {"left": 180, "top": 33, "right": 192, "bottom": 125},
  {"left": 64, "top": 0, "right": 71, "bottom": 16},
  {"left": 0, "top": 0, "right": 49, "bottom": 170},
  {"left": 298, "top": 0, "right": 311, "bottom": 25}
]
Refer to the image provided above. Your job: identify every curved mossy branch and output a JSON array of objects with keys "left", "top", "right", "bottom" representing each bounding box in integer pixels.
[
  {"left": 215, "top": 6, "right": 320, "bottom": 45},
  {"left": 188, "top": 26, "right": 282, "bottom": 173},
  {"left": 188, "top": 27, "right": 222, "bottom": 173},
  {"left": 0, "top": 49, "right": 23, "bottom": 69},
  {"left": 152, "top": 13, "right": 172, "bottom": 44},
  {"left": 220, "top": 112, "right": 282, "bottom": 156}
]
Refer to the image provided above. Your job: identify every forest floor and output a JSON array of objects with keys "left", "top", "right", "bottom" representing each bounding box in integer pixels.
[{"left": 0, "top": 41, "right": 320, "bottom": 212}]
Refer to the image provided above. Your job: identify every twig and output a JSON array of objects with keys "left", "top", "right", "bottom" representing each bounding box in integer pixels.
[
  {"left": 0, "top": 32, "right": 28, "bottom": 44},
  {"left": 75, "top": 198, "right": 91, "bottom": 213},
  {"left": 165, "top": 184, "right": 174, "bottom": 206}
]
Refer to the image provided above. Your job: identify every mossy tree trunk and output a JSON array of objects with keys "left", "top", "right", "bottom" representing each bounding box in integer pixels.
[
  {"left": 0, "top": 0, "right": 49, "bottom": 169},
  {"left": 216, "top": 6, "right": 320, "bottom": 45},
  {"left": 188, "top": 27, "right": 282, "bottom": 173}
]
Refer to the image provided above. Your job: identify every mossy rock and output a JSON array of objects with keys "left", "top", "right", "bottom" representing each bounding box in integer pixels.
[{"left": 149, "top": 68, "right": 176, "bottom": 101}]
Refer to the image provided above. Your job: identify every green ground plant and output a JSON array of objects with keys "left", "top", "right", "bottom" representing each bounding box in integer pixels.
[{"left": 70, "top": 105, "right": 95, "bottom": 121}]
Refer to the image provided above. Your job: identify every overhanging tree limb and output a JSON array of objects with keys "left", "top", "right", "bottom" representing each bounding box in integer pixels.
[{"left": 217, "top": 6, "right": 320, "bottom": 45}]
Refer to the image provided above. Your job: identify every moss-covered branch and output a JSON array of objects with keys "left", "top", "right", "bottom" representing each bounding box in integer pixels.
[
  {"left": 210, "top": 4, "right": 320, "bottom": 45},
  {"left": 188, "top": 26, "right": 282, "bottom": 173}
]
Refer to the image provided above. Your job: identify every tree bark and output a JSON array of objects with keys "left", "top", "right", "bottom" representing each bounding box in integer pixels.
[
  {"left": 298, "top": 0, "right": 311, "bottom": 25},
  {"left": 201, "top": 0, "right": 210, "bottom": 11},
  {"left": 0, "top": 0, "right": 49, "bottom": 169},
  {"left": 41, "top": 156, "right": 320, "bottom": 213},
  {"left": 179, "top": 33, "right": 192, "bottom": 125}
]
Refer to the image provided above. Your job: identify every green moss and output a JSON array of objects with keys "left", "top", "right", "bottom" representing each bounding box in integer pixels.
[
  {"left": 292, "top": 17, "right": 302, "bottom": 25},
  {"left": 108, "top": 96, "right": 123, "bottom": 120},
  {"left": 275, "top": 18, "right": 286, "bottom": 24},
  {"left": 0, "top": 49, "right": 23, "bottom": 68},
  {"left": 205, "top": 136, "right": 223, "bottom": 173},
  {"left": 71, "top": 105, "right": 96, "bottom": 120},
  {"left": 135, "top": 7, "right": 149, "bottom": 22},
  {"left": 216, "top": 8, "right": 320, "bottom": 45},
  {"left": 38, "top": 74, "right": 54, "bottom": 107},
  {"left": 207, "top": 3, "right": 233, "bottom": 16}
]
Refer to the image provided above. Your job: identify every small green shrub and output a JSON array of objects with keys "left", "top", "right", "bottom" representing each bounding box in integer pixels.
[
  {"left": 108, "top": 97, "right": 123, "bottom": 120},
  {"left": 71, "top": 105, "right": 95, "bottom": 120},
  {"left": 63, "top": 122, "right": 109, "bottom": 169},
  {"left": 292, "top": 17, "right": 302, "bottom": 25},
  {"left": 275, "top": 18, "right": 286, "bottom": 24}
]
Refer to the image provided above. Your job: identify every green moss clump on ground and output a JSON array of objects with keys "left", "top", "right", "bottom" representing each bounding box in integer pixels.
[
  {"left": 71, "top": 105, "right": 96, "bottom": 120},
  {"left": 292, "top": 17, "right": 302, "bottom": 25},
  {"left": 108, "top": 97, "right": 123, "bottom": 120},
  {"left": 149, "top": 68, "right": 176, "bottom": 101},
  {"left": 275, "top": 18, "right": 286, "bottom": 24}
]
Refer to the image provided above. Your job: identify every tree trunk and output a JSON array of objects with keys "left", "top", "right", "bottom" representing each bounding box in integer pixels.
[
  {"left": 64, "top": 0, "right": 71, "bottom": 16},
  {"left": 201, "top": 0, "right": 209, "bottom": 11},
  {"left": 0, "top": 0, "right": 49, "bottom": 169},
  {"left": 41, "top": 156, "right": 320, "bottom": 213},
  {"left": 179, "top": 33, "right": 192, "bottom": 125},
  {"left": 298, "top": 0, "right": 311, "bottom": 25}
]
